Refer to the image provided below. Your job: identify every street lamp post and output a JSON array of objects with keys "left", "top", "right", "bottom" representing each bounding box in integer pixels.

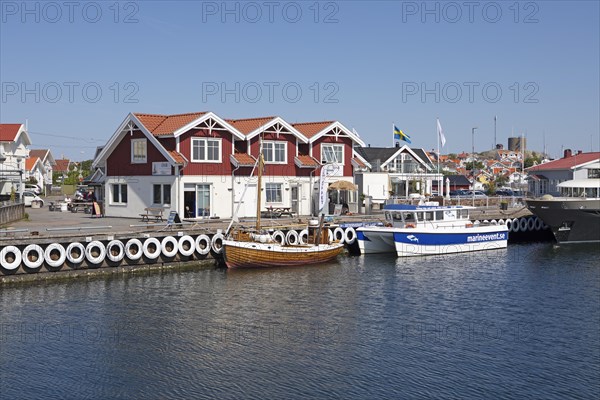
[{"left": 471, "top": 127, "right": 478, "bottom": 197}]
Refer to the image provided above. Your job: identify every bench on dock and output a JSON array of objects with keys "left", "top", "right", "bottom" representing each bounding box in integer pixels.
[
  {"left": 140, "top": 207, "right": 164, "bottom": 222},
  {"left": 261, "top": 207, "right": 294, "bottom": 218}
]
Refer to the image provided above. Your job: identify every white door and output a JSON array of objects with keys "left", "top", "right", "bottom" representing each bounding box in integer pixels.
[{"left": 234, "top": 181, "right": 257, "bottom": 218}]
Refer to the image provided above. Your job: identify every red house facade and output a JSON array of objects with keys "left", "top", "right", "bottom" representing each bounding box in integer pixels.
[{"left": 93, "top": 112, "right": 365, "bottom": 219}]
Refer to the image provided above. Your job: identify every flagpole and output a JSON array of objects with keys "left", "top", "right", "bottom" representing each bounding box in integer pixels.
[
  {"left": 392, "top": 123, "right": 395, "bottom": 147},
  {"left": 436, "top": 118, "right": 440, "bottom": 197}
]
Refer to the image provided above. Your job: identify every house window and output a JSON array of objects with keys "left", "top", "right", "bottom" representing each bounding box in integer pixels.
[
  {"left": 112, "top": 184, "right": 128, "bottom": 204},
  {"left": 191, "top": 138, "right": 221, "bottom": 162},
  {"left": 321, "top": 144, "right": 344, "bottom": 164},
  {"left": 263, "top": 141, "right": 286, "bottom": 163},
  {"left": 153, "top": 184, "right": 171, "bottom": 205},
  {"left": 265, "top": 183, "right": 282, "bottom": 203},
  {"left": 131, "top": 139, "right": 147, "bottom": 163},
  {"left": 588, "top": 169, "right": 600, "bottom": 179}
]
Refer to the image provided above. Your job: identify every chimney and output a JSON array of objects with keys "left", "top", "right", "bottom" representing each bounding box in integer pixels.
[
  {"left": 577, "top": 150, "right": 582, "bottom": 155},
  {"left": 564, "top": 149, "right": 572, "bottom": 158}
]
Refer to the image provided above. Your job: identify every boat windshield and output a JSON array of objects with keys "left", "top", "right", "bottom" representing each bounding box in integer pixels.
[
  {"left": 560, "top": 186, "right": 599, "bottom": 198},
  {"left": 403, "top": 212, "right": 417, "bottom": 223}
]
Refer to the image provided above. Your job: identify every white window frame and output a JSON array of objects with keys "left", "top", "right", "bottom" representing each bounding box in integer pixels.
[
  {"left": 111, "top": 183, "right": 128, "bottom": 205},
  {"left": 191, "top": 138, "right": 222, "bottom": 163},
  {"left": 321, "top": 144, "right": 344, "bottom": 164},
  {"left": 263, "top": 141, "right": 287, "bottom": 164},
  {"left": 131, "top": 138, "right": 147, "bottom": 164},
  {"left": 152, "top": 184, "right": 171, "bottom": 205},
  {"left": 265, "top": 183, "right": 283, "bottom": 203}
]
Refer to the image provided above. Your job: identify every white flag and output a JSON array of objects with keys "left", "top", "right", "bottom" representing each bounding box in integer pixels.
[{"left": 437, "top": 119, "right": 446, "bottom": 147}]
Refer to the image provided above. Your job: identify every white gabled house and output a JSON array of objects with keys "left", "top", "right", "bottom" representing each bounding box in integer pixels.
[{"left": 0, "top": 123, "right": 31, "bottom": 197}]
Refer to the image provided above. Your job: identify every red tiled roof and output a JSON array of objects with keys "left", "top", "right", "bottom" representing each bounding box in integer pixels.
[
  {"left": 168, "top": 150, "right": 187, "bottom": 165},
  {"left": 29, "top": 149, "right": 48, "bottom": 159},
  {"left": 226, "top": 117, "right": 276, "bottom": 135},
  {"left": 230, "top": 153, "right": 257, "bottom": 167},
  {"left": 55, "top": 159, "right": 70, "bottom": 172},
  {"left": 351, "top": 157, "right": 366, "bottom": 168},
  {"left": 294, "top": 155, "right": 320, "bottom": 168},
  {"left": 527, "top": 152, "right": 600, "bottom": 171},
  {"left": 25, "top": 157, "right": 39, "bottom": 171},
  {"left": 0, "top": 123, "right": 22, "bottom": 142},
  {"left": 292, "top": 121, "right": 334, "bottom": 138},
  {"left": 134, "top": 112, "right": 208, "bottom": 136}
]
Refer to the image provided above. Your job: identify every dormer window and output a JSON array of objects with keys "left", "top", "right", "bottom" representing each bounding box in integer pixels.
[
  {"left": 263, "top": 141, "right": 286, "bottom": 164},
  {"left": 321, "top": 144, "right": 343, "bottom": 164},
  {"left": 131, "top": 138, "right": 147, "bottom": 163}
]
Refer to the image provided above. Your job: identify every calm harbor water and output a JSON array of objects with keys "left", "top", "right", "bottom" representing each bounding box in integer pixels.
[{"left": 1, "top": 243, "right": 599, "bottom": 399}]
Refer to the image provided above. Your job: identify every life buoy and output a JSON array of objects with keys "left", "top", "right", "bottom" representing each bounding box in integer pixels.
[
  {"left": 161, "top": 236, "right": 179, "bottom": 258},
  {"left": 44, "top": 243, "right": 66, "bottom": 268},
  {"left": 195, "top": 234, "right": 211, "bottom": 255},
  {"left": 271, "top": 230, "right": 286, "bottom": 245},
  {"left": 534, "top": 217, "right": 543, "bottom": 231},
  {"left": 527, "top": 218, "right": 535, "bottom": 231},
  {"left": 298, "top": 229, "right": 309, "bottom": 245},
  {"left": 66, "top": 242, "right": 86, "bottom": 264},
  {"left": 0, "top": 246, "right": 22, "bottom": 270},
  {"left": 333, "top": 227, "right": 345, "bottom": 244},
  {"left": 124, "top": 239, "right": 143, "bottom": 261},
  {"left": 178, "top": 235, "right": 195, "bottom": 257},
  {"left": 286, "top": 230, "right": 300, "bottom": 246},
  {"left": 405, "top": 223, "right": 416, "bottom": 229},
  {"left": 22, "top": 244, "right": 44, "bottom": 269},
  {"left": 211, "top": 233, "right": 224, "bottom": 254},
  {"left": 466, "top": 223, "right": 474, "bottom": 228},
  {"left": 344, "top": 227, "right": 357, "bottom": 245},
  {"left": 520, "top": 218, "right": 528, "bottom": 232},
  {"left": 85, "top": 241, "right": 106, "bottom": 264},
  {"left": 142, "top": 237, "right": 161, "bottom": 260},
  {"left": 106, "top": 240, "right": 125, "bottom": 263}
]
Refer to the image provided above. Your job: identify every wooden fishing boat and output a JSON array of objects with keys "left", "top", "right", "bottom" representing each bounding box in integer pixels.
[{"left": 222, "top": 143, "right": 344, "bottom": 269}]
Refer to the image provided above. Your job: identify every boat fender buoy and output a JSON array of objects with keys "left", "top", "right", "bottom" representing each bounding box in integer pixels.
[
  {"left": 44, "top": 243, "right": 66, "bottom": 268},
  {"left": 271, "top": 230, "right": 286, "bottom": 245},
  {"left": 211, "top": 233, "right": 225, "bottom": 254},
  {"left": 124, "top": 238, "right": 143, "bottom": 261},
  {"left": 534, "top": 217, "right": 543, "bottom": 231},
  {"left": 22, "top": 244, "right": 45, "bottom": 269},
  {"left": 286, "top": 230, "right": 300, "bottom": 246},
  {"left": 0, "top": 245, "right": 22, "bottom": 271},
  {"left": 161, "top": 236, "right": 179, "bottom": 258},
  {"left": 333, "top": 227, "right": 345, "bottom": 244},
  {"left": 405, "top": 223, "right": 416, "bottom": 229},
  {"left": 66, "top": 242, "right": 86, "bottom": 264},
  {"left": 85, "top": 241, "right": 106, "bottom": 264},
  {"left": 298, "top": 229, "right": 309, "bottom": 245},
  {"left": 142, "top": 237, "right": 161, "bottom": 260},
  {"left": 344, "top": 227, "right": 357, "bottom": 245},
  {"left": 178, "top": 235, "right": 196, "bottom": 257},
  {"left": 195, "top": 234, "right": 211, "bottom": 255},
  {"left": 520, "top": 218, "right": 528, "bottom": 232},
  {"left": 106, "top": 240, "right": 125, "bottom": 263}
]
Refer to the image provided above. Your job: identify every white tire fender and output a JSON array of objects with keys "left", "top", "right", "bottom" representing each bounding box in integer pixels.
[
  {"left": 271, "top": 230, "right": 286, "bottom": 245},
  {"left": 44, "top": 243, "right": 66, "bottom": 268},
  {"left": 178, "top": 235, "right": 195, "bottom": 257},
  {"left": 142, "top": 237, "right": 161, "bottom": 260},
  {"left": 0, "top": 246, "right": 22, "bottom": 270},
  {"left": 195, "top": 234, "right": 211, "bottom": 255},
  {"left": 344, "top": 227, "right": 357, "bottom": 245},
  {"left": 161, "top": 236, "right": 179, "bottom": 258},
  {"left": 22, "top": 244, "right": 44, "bottom": 269},
  {"left": 285, "top": 230, "right": 299, "bottom": 246},
  {"left": 85, "top": 241, "right": 106, "bottom": 264},
  {"left": 125, "top": 238, "right": 143, "bottom": 261},
  {"left": 66, "top": 242, "right": 86, "bottom": 264},
  {"left": 211, "top": 233, "right": 224, "bottom": 254},
  {"left": 106, "top": 240, "right": 125, "bottom": 263},
  {"left": 298, "top": 229, "right": 309, "bottom": 245},
  {"left": 333, "top": 227, "right": 345, "bottom": 244}
]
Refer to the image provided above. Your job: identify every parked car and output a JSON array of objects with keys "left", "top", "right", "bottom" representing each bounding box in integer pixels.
[
  {"left": 465, "top": 190, "right": 488, "bottom": 198},
  {"left": 449, "top": 189, "right": 469, "bottom": 197},
  {"left": 21, "top": 191, "right": 45, "bottom": 207},
  {"left": 25, "top": 184, "right": 41, "bottom": 194},
  {"left": 495, "top": 189, "right": 514, "bottom": 196}
]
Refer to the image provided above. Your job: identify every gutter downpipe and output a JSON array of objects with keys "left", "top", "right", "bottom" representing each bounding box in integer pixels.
[
  {"left": 309, "top": 163, "right": 320, "bottom": 216},
  {"left": 231, "top": 163, "right": 240, "bottom": 218}
]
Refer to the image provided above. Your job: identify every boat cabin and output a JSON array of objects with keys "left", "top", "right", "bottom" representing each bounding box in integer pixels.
[{"left": 383, "top": 204, "right": 472, "bottom": 227}]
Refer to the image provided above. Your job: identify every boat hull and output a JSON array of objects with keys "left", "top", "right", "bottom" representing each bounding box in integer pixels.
[
  {"left": 356, "top": 228, "right": 397, "bottom": 254},
  {"left": 222, "top": 240, "right": 345, "bottom": 269},
  {"left": 526, "top": 198, "right": 600, "bottom": 243}
]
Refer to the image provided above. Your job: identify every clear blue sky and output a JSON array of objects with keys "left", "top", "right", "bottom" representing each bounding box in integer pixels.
[{"left": 1, "top": 0, "right": 598, "bottom": 161}]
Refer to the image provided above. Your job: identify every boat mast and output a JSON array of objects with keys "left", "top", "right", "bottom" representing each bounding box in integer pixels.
[{"left": 255, "top": 141, "right": 264, "bottom": 231}]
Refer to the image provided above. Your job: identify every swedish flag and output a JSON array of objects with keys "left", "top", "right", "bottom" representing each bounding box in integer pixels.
[{"left": 394, "top": 125, "right": 411, "bottom": 143}]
